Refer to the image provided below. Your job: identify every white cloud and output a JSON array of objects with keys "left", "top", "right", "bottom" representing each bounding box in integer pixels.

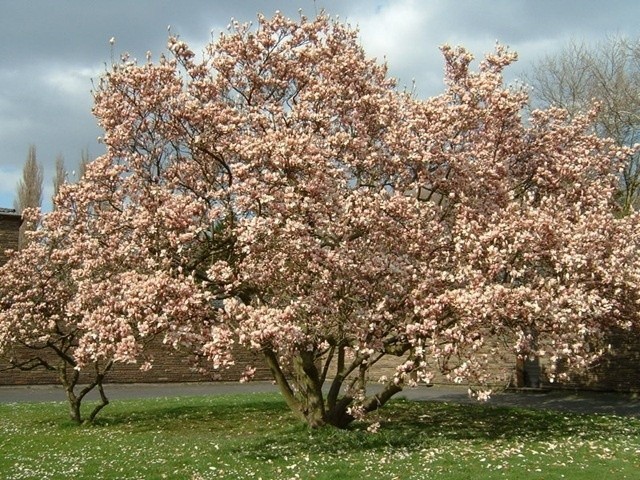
[
  {"left": 357, "top": 0, "right": 431, "bottom": 65},
  {"left": 355, "top": 0, "right": 444, "bottom": 94},
  {"left": 44, "top": 64, "right": 103, "bottom": 103}
]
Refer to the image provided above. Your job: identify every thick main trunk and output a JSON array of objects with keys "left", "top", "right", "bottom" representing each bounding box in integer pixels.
[
  {"left": 263, "top": 349, "right": 404, "bottom": 429},
  {"left": 294, "top": 351, "right": 327, "bottom": 426},
  {"left": 264, "top": 349, "right": 331, "bottom": 428}
]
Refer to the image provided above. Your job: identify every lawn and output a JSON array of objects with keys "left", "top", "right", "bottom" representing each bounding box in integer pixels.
[{"left": 0, "top": 393, "right": 639, "bottom": 479}]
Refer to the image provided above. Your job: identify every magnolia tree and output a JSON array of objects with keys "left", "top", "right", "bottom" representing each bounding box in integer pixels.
[
  {"left": 3, "top": 13, "right": 637, "bottom": 428},
  {"left": 87, "top": 13, "right": 640, "bottom": 428},
  {"left": 0, "top": 155, "right": 232, "bottom": 424},
  {"left": 89, "top": 13, "right": 454, "bottom": 427},
  {"left": 0, "top": 207, "right": 110, "bottom": 424}
]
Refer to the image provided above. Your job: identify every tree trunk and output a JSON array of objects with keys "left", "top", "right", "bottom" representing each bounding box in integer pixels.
[
  {"left": 66, "top": 391, "right": 83, "bottom": 424},
  {"left": 86, "top": 381, "right": 110, "bottom": 423},
  {"left": 263, "top": 348, "right": 404, "bottom": 429},
  {"left": 294, "top": 351, "right": 327, "bottom": 427},
  {"left": 59, "top": 360, "right": 112, "bottom": 424},
  {"left": 324, "top": 396, "right": 355, "bottom": 428},
  {"left": 264, "top": 348, "right": 331, "bottom": 428}
]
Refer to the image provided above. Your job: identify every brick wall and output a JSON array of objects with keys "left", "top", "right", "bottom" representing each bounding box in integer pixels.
[
  {"left": 0, "top": 210, "right": 474, "bottom": 388},
  {"left": 1, "top": 206, "right": 638, "bottom": 393},
  {"left": 539, "top": 328, "right": 640, "bottom": 392},
  {"left": 0, "top": 341, "right": 272, "bottom": 385},
  {"left": 0, "top": 211, "right": 21, "bottom": 265},
  {"left": 2, "top": 327, "right": 639, "bottom": 391}
]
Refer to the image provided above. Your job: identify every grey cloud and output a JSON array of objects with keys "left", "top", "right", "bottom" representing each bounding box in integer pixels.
[{"left": 1, "top": 0, "right": 640, "bottom": 210}]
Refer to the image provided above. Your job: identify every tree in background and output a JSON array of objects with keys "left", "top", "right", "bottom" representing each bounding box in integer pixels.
[
  {"left": 14, "top": 144, "right": 43, "bottom": 246},
  {"left": 51, "top": 150, "right": 91, "bottom": 209},
  {"left": 526, "top": 36, "right": 640, "bottom": 214}
]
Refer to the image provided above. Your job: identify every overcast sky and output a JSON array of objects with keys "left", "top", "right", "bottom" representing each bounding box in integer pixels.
[{"left": 2, "top": 0, "right": 640, "bottom": 211}]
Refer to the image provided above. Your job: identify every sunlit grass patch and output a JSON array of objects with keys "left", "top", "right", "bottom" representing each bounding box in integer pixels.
[{"left": 1, "top": 393, "right": 639, "bottom": 479}]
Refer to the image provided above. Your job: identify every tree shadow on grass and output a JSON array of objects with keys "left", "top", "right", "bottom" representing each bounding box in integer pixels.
[
  {"left": 229, "top": 398, "right": 634, "bottom": 458},
  {"left": 352, "top": 399, "right": 622, "bottom": 447},
  {"left": 54, "top": 393, "right": 635, "bottom": 457}
]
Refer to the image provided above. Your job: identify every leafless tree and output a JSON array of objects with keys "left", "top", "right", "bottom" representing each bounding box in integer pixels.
[
  {"left": 526, "top": 36, "right": 640, "bottom": 213},
  {"left": 14, "top": 145, "right": 43, "bottom": 247}
]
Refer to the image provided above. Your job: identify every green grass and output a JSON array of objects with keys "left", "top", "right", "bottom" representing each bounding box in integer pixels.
[{"left": 1, "top": 394, "right": 639, "bottom": 479}]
